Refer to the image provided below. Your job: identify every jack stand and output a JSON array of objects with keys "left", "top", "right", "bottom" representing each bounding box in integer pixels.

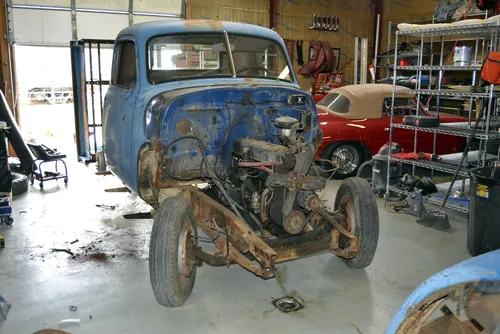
[
  {"left": 406, "top": 192, "right": 427, "bottom": 218},
  {"left": 0, "top": 294, "right": 11, "bottom": 321}
]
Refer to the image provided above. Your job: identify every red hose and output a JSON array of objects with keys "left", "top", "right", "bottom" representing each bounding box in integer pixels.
[
  {"left": 252, "top": 166, "right": 274, "bottom": 174},
  {"left": 237, "top": 161, "right": 282, "bottom": 167}
]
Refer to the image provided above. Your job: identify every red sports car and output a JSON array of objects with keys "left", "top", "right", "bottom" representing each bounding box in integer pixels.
[{"left": 316, "top": 84, "right": 468, "bottom": 177}]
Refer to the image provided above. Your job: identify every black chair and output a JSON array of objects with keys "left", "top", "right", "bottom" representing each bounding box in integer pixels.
[{"left": 27, "top": 143, "right": 68, "bottom": 189}]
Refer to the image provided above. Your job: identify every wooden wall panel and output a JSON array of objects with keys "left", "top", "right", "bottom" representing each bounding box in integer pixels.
[
  {"left": 380, "top": 0, "right": 438, "bottom": 54},
  {"left": 189, "top": 0, "right": 376, "bottom": 89}
]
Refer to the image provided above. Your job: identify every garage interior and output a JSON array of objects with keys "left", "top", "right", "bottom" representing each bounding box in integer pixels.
[{"left": 1, "top": 0, "right": 499, "bottom": 333}]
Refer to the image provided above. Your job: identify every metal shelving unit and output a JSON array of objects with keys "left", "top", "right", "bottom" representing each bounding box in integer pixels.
[
  {"left": 393, "top": 124, "right": 500, "bottom": 139},
  {"left": 395, "top": 65, "right": 482, "bottom": 71},
  {"left": 385, "top": 21, "right": 500, "bottom": 213}
]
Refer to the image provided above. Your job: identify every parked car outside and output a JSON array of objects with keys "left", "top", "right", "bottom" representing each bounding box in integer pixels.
[
  {"left": 316, "top": 84, "right": 468, "bottom": 177},
  {"left": 27, "top": 86, "right": 73, "bottom": 104}
]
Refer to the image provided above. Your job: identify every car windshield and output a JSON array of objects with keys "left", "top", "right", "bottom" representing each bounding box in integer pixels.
[
  {"left": 147, "top": 33, "right": 292, "bottom": 84},
  {"left": 317, "top": 93, "right": 350, "bottom": 114}
]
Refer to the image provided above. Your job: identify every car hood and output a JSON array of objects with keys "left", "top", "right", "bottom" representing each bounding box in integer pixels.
[{"left": 386, "top": 249, "right": 500, "bottom": 333}]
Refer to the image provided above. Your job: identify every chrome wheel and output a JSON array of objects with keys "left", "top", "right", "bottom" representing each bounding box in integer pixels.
[{"left": 331, "top": 145, "right": 360, "bottom": 175}]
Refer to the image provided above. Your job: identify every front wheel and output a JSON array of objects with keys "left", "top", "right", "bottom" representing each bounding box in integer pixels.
[
  {"left": 149, "top": 196, "right": 198, "bottom": 307},
  {"left": 329, "top": 143, "right": 363, "bottom": 179},
  {"left": 334, "top": 177, "right": 379, "bottom": 269}
]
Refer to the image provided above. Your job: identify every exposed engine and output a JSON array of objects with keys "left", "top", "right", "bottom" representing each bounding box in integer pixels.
[{"left": 225, "top": 115, "right": 326, "bottom": 236}]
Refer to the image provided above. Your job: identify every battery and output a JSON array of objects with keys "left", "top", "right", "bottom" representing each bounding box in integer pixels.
[{"left": 0, "top": 235, "right": 4, "bottom": 248}]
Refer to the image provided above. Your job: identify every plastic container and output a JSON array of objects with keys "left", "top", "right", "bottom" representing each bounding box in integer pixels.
[
  {"left": 468, "top": 166, "right": 500, "bottom": 256},
  {"left": 454, "top": 46, "right": 472, "bottom": 66}
]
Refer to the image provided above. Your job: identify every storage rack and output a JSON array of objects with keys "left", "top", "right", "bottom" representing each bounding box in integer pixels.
[
  {"left": 385, "top": 20, "right": 500, "bottom": 213},
  {"left": 377, "top": 13, "right": 488, "bottom": 78}
]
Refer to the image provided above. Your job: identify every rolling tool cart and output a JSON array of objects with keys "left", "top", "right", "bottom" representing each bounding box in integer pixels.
[{"left": 28, "top": 143, "right": 68, "bottom": 189}]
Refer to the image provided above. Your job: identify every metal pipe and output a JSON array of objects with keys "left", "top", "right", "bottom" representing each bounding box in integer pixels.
[
  {"left": 88, "top": 42, "right": 97, "bottom": 156},
  {"left": 223, "top": 31, "right": 236, "bottom": 77},
  {"left": 361, "top": 38, "right": 368, "bottom": 84},
  {"left": 412, "top": 35, "right": 424, "bottom": 175},
  {"left": 354, "top": 37, "right": 359, "bottom": 84},
  {"left": 373, "top": 13, "right": 380, "bottom": 70},
  {"left": 97, "top": 43, "right": 104, "bottom": 133},
  {"left": 483, "top": 31, "right": 498, "bottom": 166},
  {"left": 11, "top": 4, "right": 180, "bottom": 17},
  {"left": 470, "top": 35, "right": 480, "bottom": 128},
  {"left": 385, "top": 32, "right": 399, "bottom": 199}
]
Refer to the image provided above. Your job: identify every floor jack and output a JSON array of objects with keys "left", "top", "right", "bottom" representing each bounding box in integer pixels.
[{"left": 0, "top": 294, "right": 11, "bottom": 321}]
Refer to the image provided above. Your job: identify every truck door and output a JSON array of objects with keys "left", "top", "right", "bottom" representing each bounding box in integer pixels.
[{"left": 103, "top": 38, "right": 139, "bottom": 187}]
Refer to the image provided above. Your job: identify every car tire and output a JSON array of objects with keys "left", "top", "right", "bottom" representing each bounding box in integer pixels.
[
  {"left": 334, "top": 177, "right": 379, "bottom": 269},
  {"left": 328, "top": 143, "right": 364, "bottom": 179},
  {"left": 11, "top": 172, "right": 28, "bottom": 196},
  {"left": 149, "top": 196, "right": 198, "bottom": 307},
  {"left": 96, "top": 150, "right": 107, "bottom": 172}
]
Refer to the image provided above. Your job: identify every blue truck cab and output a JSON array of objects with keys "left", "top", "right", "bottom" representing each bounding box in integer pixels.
[{"left": 103, "top": 19, "right": 320, "bottom": 205}]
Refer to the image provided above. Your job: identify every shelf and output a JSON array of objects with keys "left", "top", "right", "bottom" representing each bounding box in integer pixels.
[
  {"left": 398, "top": 89, "right": 495, "bottom": 98},
  {"left": 396, "top": 21, "right": 500, "bottom": 37},
  {"left": 393, "top": 124, "right": 500, "bottom": 140},
  {"left": 390, "top": 156, "right": 470, "bottom": 176},
  {"left": 395, "top": 65, "right": 482, "bottom": 71},
  {"left": 387, "top": 186, "right": 469, "bottom": 213},
  {"left": 377, "top": 53, "right": 432, "bottom": 59}
]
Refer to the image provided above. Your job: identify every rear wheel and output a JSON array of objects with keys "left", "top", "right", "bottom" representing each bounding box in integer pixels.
[
  {"left": 329, "top": 143, "right": 364, "bottom": 179},
  {"left": 149, "top": 196, "right": 197, "bottom": 307},
  {"left": 334, "top": 177, "right": 379, "bottom": 269}
]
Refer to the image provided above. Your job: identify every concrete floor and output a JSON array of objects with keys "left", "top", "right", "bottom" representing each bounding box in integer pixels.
[{"left": 0, "top": 162, "right": 471, "bottom": 334}]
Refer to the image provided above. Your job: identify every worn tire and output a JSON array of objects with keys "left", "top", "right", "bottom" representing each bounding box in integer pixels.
[
  {"left": 149, "top": 196, "right": 197, "bottom": 307},
  {"left": 96, "top": 150, "right": 107, "bottom": 172},
  {"left": 11, "top": 172, "right": 28, "bottom": 196},
  {"left": 334, "top": 177, "right": 379, "bottom": 269}
]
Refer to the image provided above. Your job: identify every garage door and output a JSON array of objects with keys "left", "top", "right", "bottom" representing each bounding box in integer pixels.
[{"left": 11, "top": 0, "right": 182, "bottom": 46}]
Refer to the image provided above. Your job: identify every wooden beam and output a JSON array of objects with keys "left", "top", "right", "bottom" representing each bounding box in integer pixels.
[
  {"left": 269, "top": 0, "right": 278, "bottom": 30},
  {"left": 0, "top": 0, "right": 13, "bottom": 112}
]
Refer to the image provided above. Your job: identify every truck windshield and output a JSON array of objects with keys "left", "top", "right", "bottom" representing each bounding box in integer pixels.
[{"left": 147, "top": 33, "right": 292, "bottom": 84}]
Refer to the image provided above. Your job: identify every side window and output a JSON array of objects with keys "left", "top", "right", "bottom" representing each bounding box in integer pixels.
[
  {"left": 113, "top": 41, "right": 136, "bottom": 88},
  {"left": 382, "top": 98, "right": 417, "bottom": 116}
]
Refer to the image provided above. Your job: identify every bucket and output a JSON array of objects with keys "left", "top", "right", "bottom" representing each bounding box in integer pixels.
[{"left": 454, "top": 46, "right": 472, "bottom": 66}]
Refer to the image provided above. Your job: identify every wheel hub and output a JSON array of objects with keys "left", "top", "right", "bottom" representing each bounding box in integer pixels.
[
  {"left": 337, "top": 194, "right": 357, "bottom": 252},
  {"left": 332, "top": 146, "right": 359, "bottom": 175},
  {"left": 178, "top": 220, "right": 195, "bottom": 278}
]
